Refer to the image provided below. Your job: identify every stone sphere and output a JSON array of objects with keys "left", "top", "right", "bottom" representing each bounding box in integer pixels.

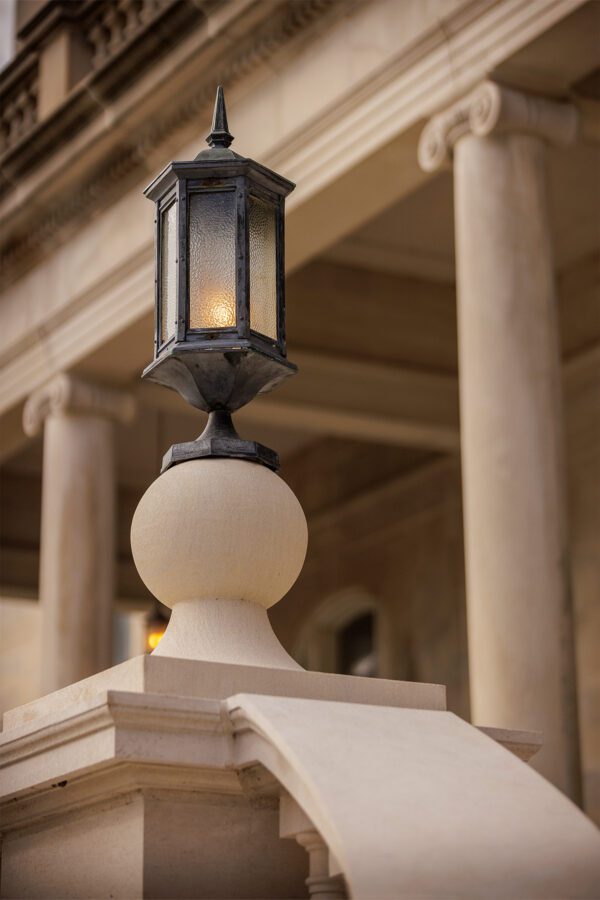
[{"left": 131, "top": 458, "right": 308, "bottom": 610}]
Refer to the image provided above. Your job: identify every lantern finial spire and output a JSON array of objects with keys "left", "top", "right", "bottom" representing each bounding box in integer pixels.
[{"left": 206, "top": 85, "right": 234, "bottom": 149}]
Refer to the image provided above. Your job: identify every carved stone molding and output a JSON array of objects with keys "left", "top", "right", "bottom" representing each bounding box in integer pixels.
[
  {"left": 23, "top": 373, "right": 136, "bottom": 436},
  {"left": 418, "top": 80, "right": 580, "bottom": 172},
  {"left": 0, "top": 0, "right": 348, "bottom": 286}
]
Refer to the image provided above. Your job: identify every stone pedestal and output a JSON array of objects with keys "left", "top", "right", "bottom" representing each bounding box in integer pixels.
[
  {"left": 419, "top": 81, "right": 581, "bottom": 799},
  {"left": 2, "top": 452, "right": 600, "bottom": 898},
  {"left": 0, "top": 687, "right": 308, "bottom": 899},
  {"left": 0, "top": 658, "right": 444, "bottom": 899},
  {"left": 2, "top": 657, "right": 600, "bottom": 899},
  {"left": 23, "top": 374, "right": 135, "bottom": 691}
]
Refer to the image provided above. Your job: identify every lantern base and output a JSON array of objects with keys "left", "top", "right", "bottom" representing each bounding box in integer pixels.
[
  {"left": 142, "top": 343, "right": 296, "bottom": 413},
  {"left": 161, "top": 409, "right": 279, "bottom": 473}
]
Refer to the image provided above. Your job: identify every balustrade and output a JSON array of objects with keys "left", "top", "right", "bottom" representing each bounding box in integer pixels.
[
  {"left": 0, "top": 0, "right": 174, "bottom": 157},
  {"left": 0, "top": 64, "right": 38, "bottom": 155},
  {"left": 85, "top": 0, "right": 172, "bottom": 70}
]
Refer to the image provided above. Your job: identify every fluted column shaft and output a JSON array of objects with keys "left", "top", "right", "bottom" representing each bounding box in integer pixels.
[
  {"left": 24, "top": 375, "right": 135, "bottom": 691},
  {"left": 419, "top": 82, "right": 581, "bottom": 799}
]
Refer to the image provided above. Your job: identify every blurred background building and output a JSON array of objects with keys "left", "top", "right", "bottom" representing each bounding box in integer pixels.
[{"left": 0, "top": 0, "right": 598, "bottom": 823}]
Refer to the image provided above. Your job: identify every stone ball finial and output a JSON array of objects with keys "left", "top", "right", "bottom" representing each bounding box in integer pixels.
[
  {"left": 132, "top": 458, "right": 307, "bottom": 608},
  {"left": 130, "top": 458, "right": 308, "bottom": 668}
]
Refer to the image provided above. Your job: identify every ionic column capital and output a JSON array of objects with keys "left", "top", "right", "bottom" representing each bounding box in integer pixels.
[
  {"left": 418, "top": 80, "right": 579, "bottom": 172},
  {"left": 23, "top": 373, "right": 136, "bottom": 436}
]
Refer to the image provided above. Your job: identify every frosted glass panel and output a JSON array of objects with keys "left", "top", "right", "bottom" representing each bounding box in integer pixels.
[
  {"left": 249, "top": 196, "right": 277, "bottom": 340},
  {"left": 160, "top": 202, "right": 177, "bottom": 344},
  {"left": 189, "top": 191, "right": 236, "bottom": 330}
]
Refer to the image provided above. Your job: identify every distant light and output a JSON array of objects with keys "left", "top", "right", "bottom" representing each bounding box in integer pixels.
[
  {"left": 145, "top": 603, "right": 169, "bottom": 654},
  {"left": 146, "top": 628, "right": 165, "bottom": 652}
]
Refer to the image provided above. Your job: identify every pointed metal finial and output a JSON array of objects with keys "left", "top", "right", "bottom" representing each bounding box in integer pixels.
[{"left": 206, "top": 85, "right": 234, "bottom": 149}]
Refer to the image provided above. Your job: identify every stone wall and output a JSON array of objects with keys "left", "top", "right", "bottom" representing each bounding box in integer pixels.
[{"left": 272, "top": 441, "right": 470, "bottom": 718}]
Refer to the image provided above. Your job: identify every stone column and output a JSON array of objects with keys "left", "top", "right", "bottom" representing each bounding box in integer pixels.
[
  {"left": 23, "top": 374, "right": 135, "bottom": 691},
  {"left": 419, "top": 82, "right": 581, "bottom": 799}
]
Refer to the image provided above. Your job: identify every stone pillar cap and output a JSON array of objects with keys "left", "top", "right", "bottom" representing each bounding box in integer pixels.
[
  {"left": 418, "top": 80, "right": 580, "bottom": 172},
  {"left": 23, "top": 372, "right": 136, "bottom": 436}
]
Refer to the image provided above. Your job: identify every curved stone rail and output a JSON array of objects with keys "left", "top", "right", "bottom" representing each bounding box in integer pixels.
[{"left": 228, "top": 693, "right": 600, "bottom": 899}]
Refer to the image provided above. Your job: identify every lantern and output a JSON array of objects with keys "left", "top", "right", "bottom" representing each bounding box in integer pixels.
[{"left": 143, "top": 86, "right": 296, "bottom": 472}]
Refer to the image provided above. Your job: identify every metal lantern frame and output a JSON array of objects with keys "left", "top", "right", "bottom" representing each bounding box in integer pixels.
[{"left": 142, "top": 88, "right": 297, "bottom": 473}]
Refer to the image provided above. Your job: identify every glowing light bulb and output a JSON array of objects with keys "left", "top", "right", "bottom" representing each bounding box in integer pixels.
[{"left": 207, "top": 293, "right": 236, "bottom": 328}]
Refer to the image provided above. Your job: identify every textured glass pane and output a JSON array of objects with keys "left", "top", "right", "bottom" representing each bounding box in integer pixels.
[
  {"left": 189, "top": 191, "right": 236, "bottom": 329},
  {"left": 249, "top": 196, "right": 277, "bottom": 340},
  {"left": 160, "top": 202, "right": 177, "bottom": 344}
]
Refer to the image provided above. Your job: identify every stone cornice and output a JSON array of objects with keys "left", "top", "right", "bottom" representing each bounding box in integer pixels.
[
  {"left": 418, "top": 80, "right": 580, "bottom": 172},
  {"left": 0, "top": 0, "right": 349, "bottom": 287},
  {"left": 1, "top": 761, "right": 240, "bottom": 833},
  {"left": 0, "top": 0, "right": 586, "bottom": 289},
  {"left": 0, "top": 689, "right": 235, "bottom": 829},
  {"left": 22, "top": 373, "right": 136, "bottom": 435},
  {"left": 0, "top": 0, "right": 202, "bottom": 168}
]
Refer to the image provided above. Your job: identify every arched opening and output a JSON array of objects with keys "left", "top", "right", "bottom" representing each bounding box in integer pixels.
[
  {"left": 294, "top": 589, "right": 392, "bottom": 678},
  {"left": 337, "top": 610, "right": 377, "bottom": 677}
]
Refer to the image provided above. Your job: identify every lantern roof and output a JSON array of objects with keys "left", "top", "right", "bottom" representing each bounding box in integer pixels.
[{"left": 143, "top": 86, "right": 295, "bottom": 201}]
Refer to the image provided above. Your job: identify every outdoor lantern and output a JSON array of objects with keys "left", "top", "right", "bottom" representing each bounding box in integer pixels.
[{"left": 143, "top": 86, "right": 296, "bottom": 472}]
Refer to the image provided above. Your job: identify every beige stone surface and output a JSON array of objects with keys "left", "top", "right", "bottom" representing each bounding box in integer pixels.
[
  {"left": 153, "top": 598, "right": 302, "bottom": 670},
  {"left": 3, "top": 682, "right": 599, "bottom": 899},
  {"left": 2, "top": 655, "right": 446, "bottom": 732},
  {"left": 34, "top": 413, "right": 114, "bottom": 689},
  {"left": 454, "top": 126, "right": 580, "bottom": 799},
  {"left": 566, "top": 340, "right": 600, "bottom": 823},
  {"left": 37, "top": 25, "right": 90, "bottom": 121},
  {"left": 230, "top": 693, "right": 600, "bottom": 899},
  {"left": 274, "top": 456, "right": 469, "bottom": 710},
  {"left": 2, "top": 795, "right": 145, "bottom": 900},
  {"left": 131, "top": 459, "right": 308, "bottom": 611},
  {"left": 418, "top": 80, "right": 578, "bottom": 172},
  {"left": 477, "top": 725, "right": 543, "bottom": 763},
  {"left": 0, "top": 689, "right": 308, "bottom": 898},
  {"left": 142, "top": 792, "right": 307, "bottom": 900},
  {"left": 20, "top": 375, "right": 135, "bottom": 692},
  {"left": 419, "top": 82, "right": 583, "bottom": 799},
  {"left": 0, "top": 598, "right": 40, "bottom": 718},
  {"left": 130, "top": 456, "right": 310, "bottom": 670},
  {"left": 280, "top": 794, "right": 348, "bottom": 899}
]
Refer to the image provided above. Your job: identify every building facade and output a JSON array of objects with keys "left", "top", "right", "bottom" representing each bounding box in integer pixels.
[{"left": 0, "top": 0, "right": 599, "bottom": 825}]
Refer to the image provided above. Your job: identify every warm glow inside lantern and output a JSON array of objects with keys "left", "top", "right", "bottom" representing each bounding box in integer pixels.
[{"left": 143, "top": 87, "right": 295, "bottom": 444}]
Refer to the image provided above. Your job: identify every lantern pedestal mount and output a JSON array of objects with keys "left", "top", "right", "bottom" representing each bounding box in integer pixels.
[{"left": 161, "top": 409, "right": 279, "bottom": 473}]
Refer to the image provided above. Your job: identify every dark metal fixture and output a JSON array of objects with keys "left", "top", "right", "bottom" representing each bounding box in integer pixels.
[{"left": 143, "top": 86, "right": 296, "bottom": 472}]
